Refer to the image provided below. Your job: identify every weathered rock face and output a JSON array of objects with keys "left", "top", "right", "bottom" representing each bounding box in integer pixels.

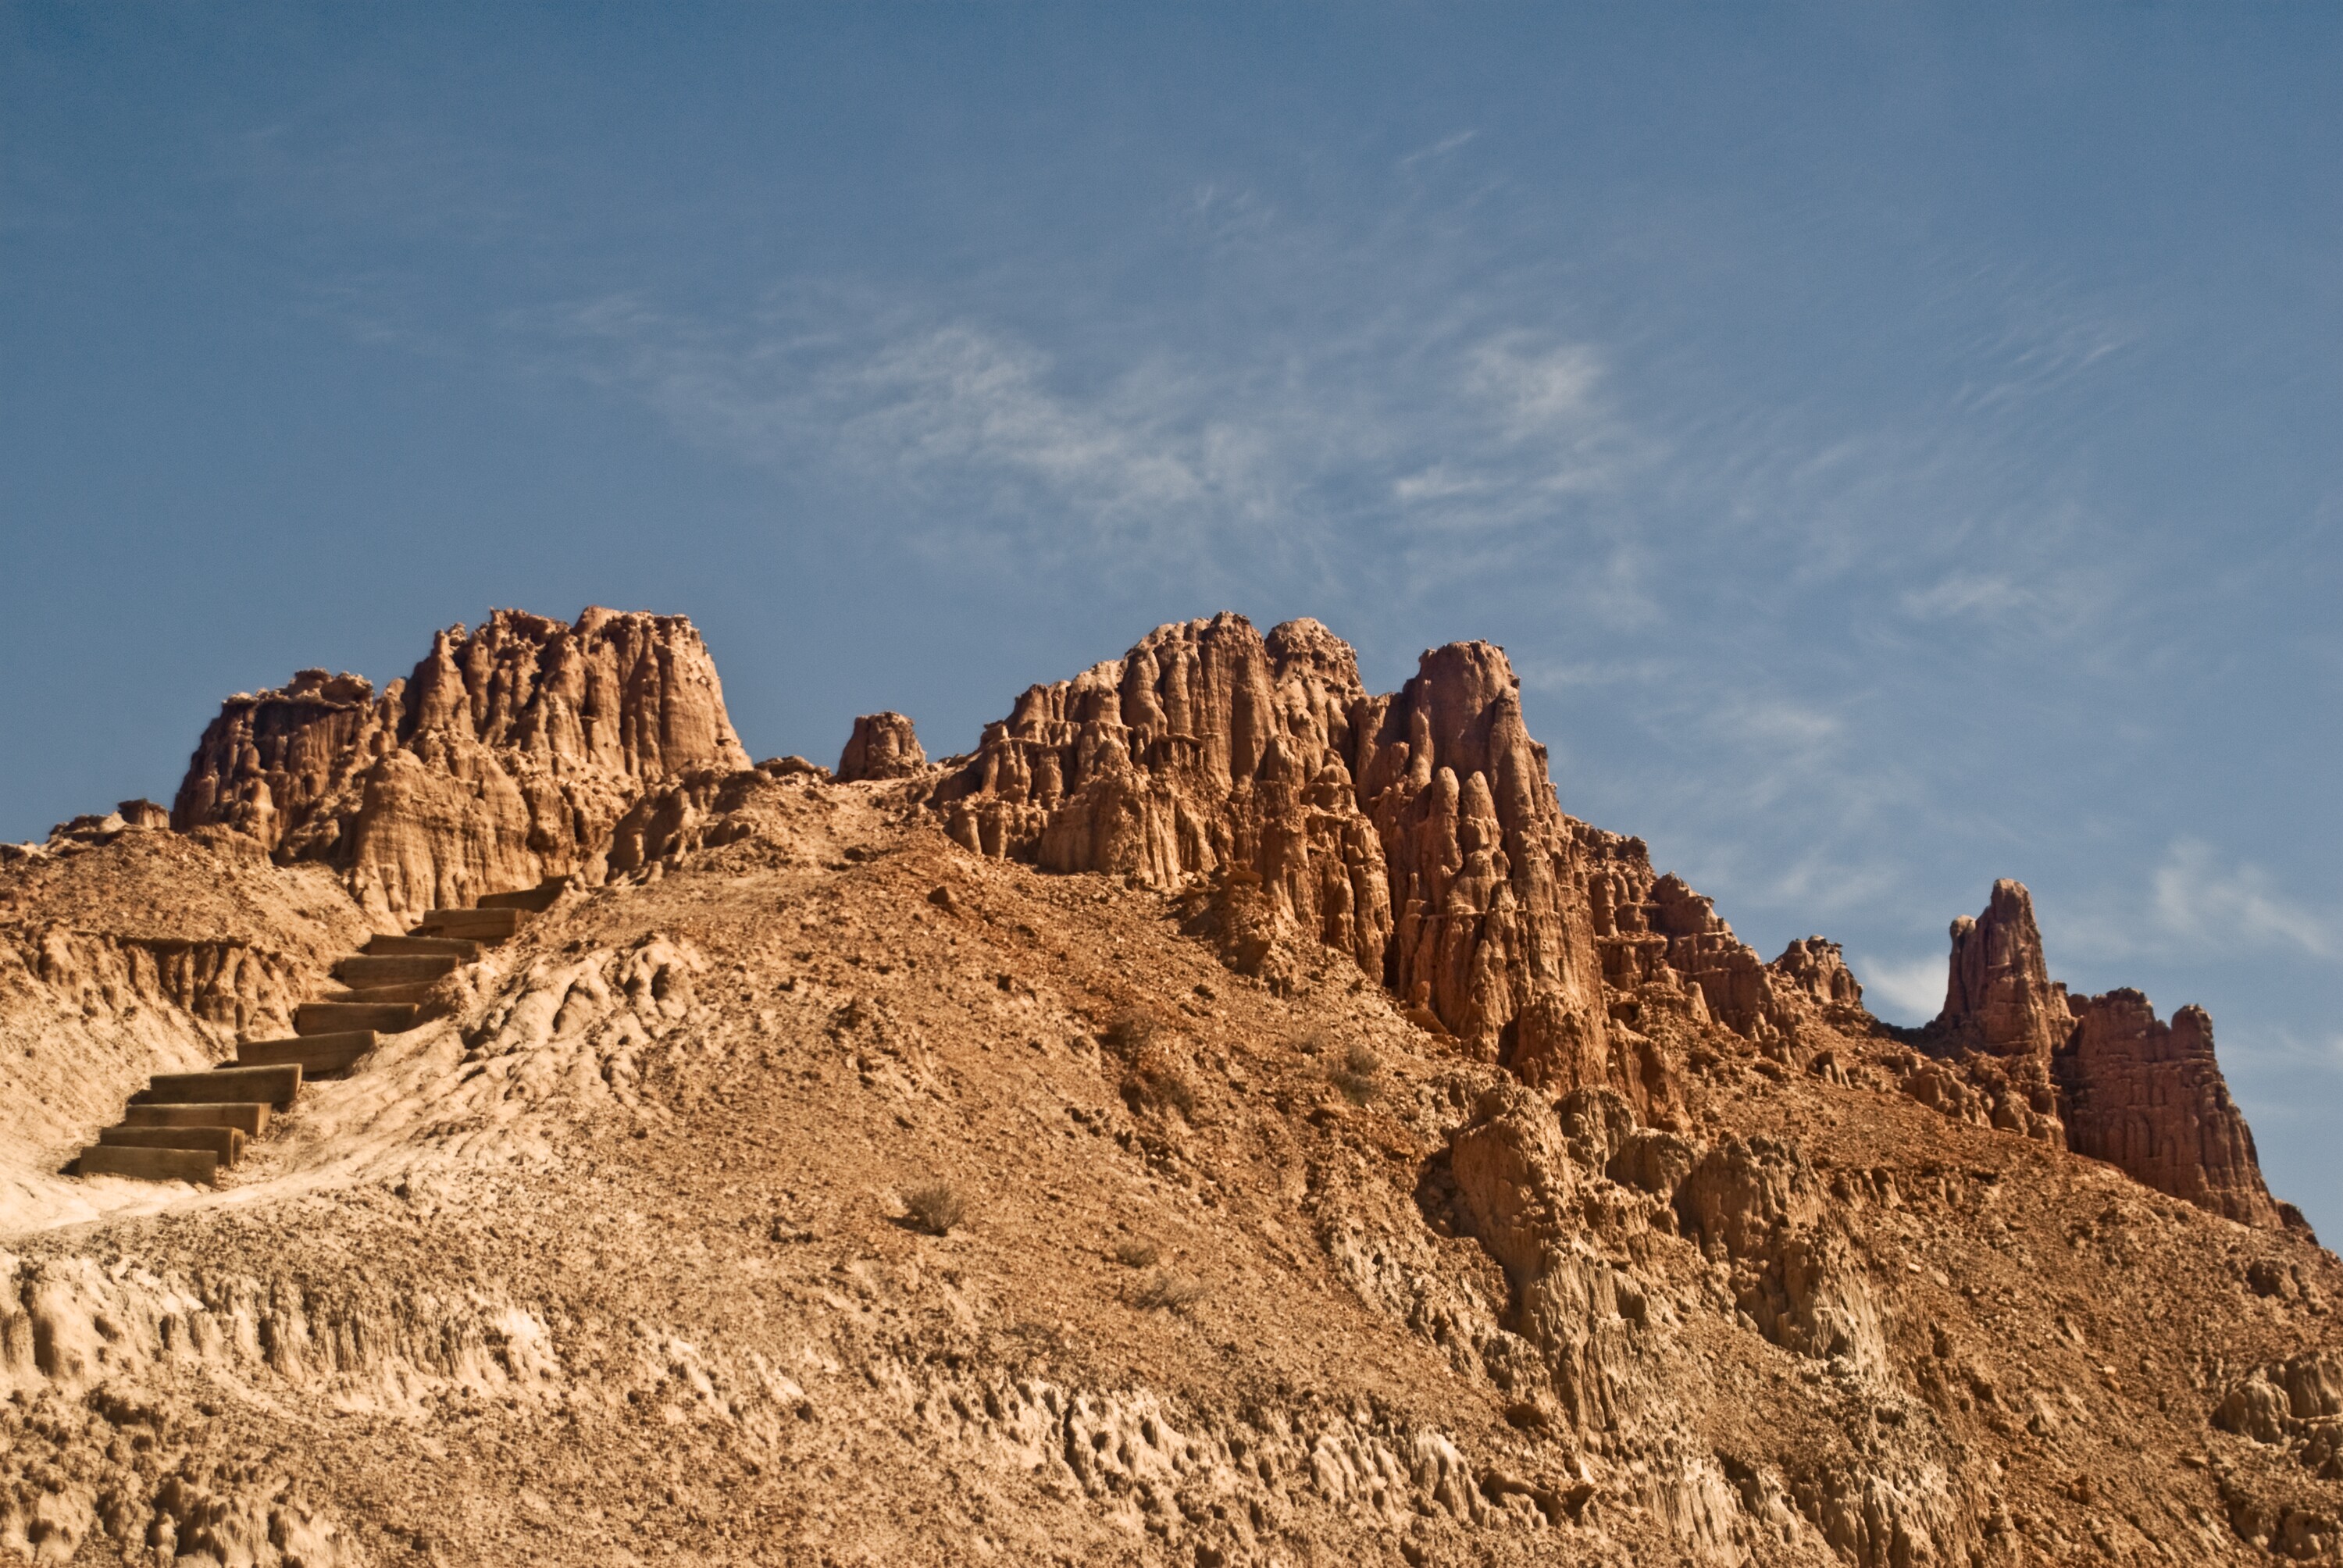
[
  {"left": 933, "top": 613, "right": 1396, "bottom": 985},
  {"left": 2059, "top": 989, "right": 2286, "bottom": 1231},
  {"left": 836, "top": 712, "right": 927, "bottom": 782},
  {"left": 172, "top": 608, "right": 749, "bottom": 925},
  {"left": 1935, "top": 879, "right": 2076, "bottom": 1061},
  {"left": 936, "top": 615, "right": 1875, "bottom": 1089},
  {"left": 934, "top": 615, "right": 1617, "bottom": 1058},
  {"left": 1357, "top": 642, "right": 1606, "bottom": 1061},
  {"left": 1914, "top": 878, "right": 2292, "bottom": 1231}
]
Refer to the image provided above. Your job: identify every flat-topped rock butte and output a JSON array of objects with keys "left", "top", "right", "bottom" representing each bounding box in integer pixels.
[{"left": 1, "top": 605, "right": 2334, "bottom": 1566}]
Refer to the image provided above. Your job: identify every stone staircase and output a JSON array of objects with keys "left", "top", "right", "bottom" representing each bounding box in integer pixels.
[{"left": 74, "top": 880, "right": 565, "bottom": 1185}]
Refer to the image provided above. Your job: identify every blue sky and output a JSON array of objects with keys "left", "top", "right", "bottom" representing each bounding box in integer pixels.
[{"left": 4, "top": 5, "right": 2338, "bottom": 1224}]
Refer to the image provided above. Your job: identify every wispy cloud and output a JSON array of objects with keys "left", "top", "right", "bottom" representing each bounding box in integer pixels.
[
  {"left": 1855, "top": 953, "right": 1947, "bottom": 1024},
  {"left": 518, "top": 285, "right": 1636, "bottom": 581},
  {"left": 2152, "top": 838, "right": 2335, "bottom": 959},
  {"left": 2054, "top": 839, "right": 2338, "bottom": 969},
  {"left": 1396, "top": 129, "right": 1478, "bottom": 173}
]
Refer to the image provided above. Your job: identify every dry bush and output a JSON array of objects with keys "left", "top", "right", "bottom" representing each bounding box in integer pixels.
[
  {"left": 902, "top": 1181, "right": 967, "bottom": 1236},
  {"left": 1330, "top": 1041, "right": 1382, "bottom": 1105},
  {"left": 1101, "top": 1011, "right": 1160, "bottom": 1057},
  {"left": 1112, "top": 1237, "right": 1161, "bottom": 1268},
  {"left": 1293, "top": 1027, "right": 1332, "bottom": 1057},
  {"left": 1147, "top": 1064, "right": 1199, "bottom": 1118},
  {"left": 1133, "top": 1269, "right": 1206, "bottom": 1313},
  {"left": 1114, "top": 1027, "right": 1201, "bottom": 1122}
]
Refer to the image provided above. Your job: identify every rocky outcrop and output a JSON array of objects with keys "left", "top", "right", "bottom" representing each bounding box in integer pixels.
[
  {"left": 935, "top": 615, "right": 1622, "bottom": 1059},
  {"left": 2059, "top": 989, "right": 2286, "bottom": 1230},
  {"left": 837, "top": 712, "right": 927, "bottom": 782},
  {"left": 1934, "top": 879, "right": 2075, "bottom": 1061},
  {"left": 172, "top": 608, "right": 749, "bottom": 925},
  {"left": 1915, "top": 878, "right": 2291, "bottom": 1230},
  {"left": 933, "top": 614, "right": 1397, "bottom": 991},
  {"left": 1913, "top": 880, "right": 2071, "bottom": 1143},
  {"left": 935, "top": 615, "right": 1874, "bottom": 1083}
]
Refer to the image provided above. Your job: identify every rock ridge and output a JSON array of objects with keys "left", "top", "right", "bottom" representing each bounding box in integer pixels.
[{"left": 171, "top": 608, "right": 748, "bottom": 924}]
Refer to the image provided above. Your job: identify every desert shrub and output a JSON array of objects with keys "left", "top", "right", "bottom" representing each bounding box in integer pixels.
[
  {"left": 1133, "top": 1269, "right": 1206, "bottom": 1313},
  {"left": 1113, "top": 1237, "right": 1161, "bottom": 1268},
  {"left": 1121, "top": 1062, "right": 1199, "bottom": 1121},
  {"left": 1147, "top": 1065, "right": 1199, "bottom": 1118},
  {"left": 1293, "top": 1027, "right": 1332, "bottom": 1057},
  {"left": 1330, "top": 1041, "right": 1382, "bottom": 1106},
  {"left": 1101, "top": 1011, "right": 1160, "bottom": 1057},
  {"left": 902, "top": 1181, "right": 967, "bottom": 1236}
]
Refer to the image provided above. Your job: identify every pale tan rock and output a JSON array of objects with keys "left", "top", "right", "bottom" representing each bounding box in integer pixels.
[
  {"left": 172, "top": 608, "right": 749, "bottom": 925},
  {"left": 934, "top": 614, "right": 1394, "bottom": 982},
  {"left": 837, "top": 712, "right": 927, "bottom": 782},
  {"left": 1769, "top": 936, "right": 1862, "bottom": 1010}
]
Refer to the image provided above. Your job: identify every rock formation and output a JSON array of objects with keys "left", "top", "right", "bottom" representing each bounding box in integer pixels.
[
  {"left": 933, "top": 615, "right": 1938, "bottom": 1139},
  {"left": 935, "top": 615, "right": 1797, "bottom": 1079},
  {"left": 172, "top": 608, "right": 748, "bottom": 924},
  {"left": 1935, "top": 878, "right": 2077, "bottom": 1062},
  {"left": 1917, "top": 878, "right": 2294, "bottom": 1231},
  {"left": 2059, "top": 989, "right": 2285, "bottom": 1229},
  {"left": 4, "top": 603, "right": 2334, "bottom": 1566},
  {"left": 836, "top": 711, "right": 928, "bottom": 782}
]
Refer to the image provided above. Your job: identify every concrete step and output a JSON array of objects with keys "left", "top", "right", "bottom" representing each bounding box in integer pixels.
[
  {"left": 122, "top": 1102, "right": 270, "bottom": 1136},
  {"left": 413, "top": 907, "right": 523, "bottom": 940},
  {"left": 100, "top": 1124, "right": 244, "bottom": 1164},
  {"left": 136, "top": 1063, "right": 301, "bottom": 1108},
  {"left": 478, "top": 877, "right": 569, "bottom": 914},
  {"left": 316, "top": 983, "right": 437, "bottom": 1006},
  {"left": 78, "top": 1143, "right": 219, "bottom": 1185},
  {"left": 296, "top": 1000, "right": 418, "bottom": 1036},
  {"left": 233, "top": 1031, "right": 375, "bottom": 1076},
  {"left": 366, "top": 933, "right": 483, "bottom": 960},
  {"left": 337, "top": 953, "right": 459, "bottom": 987}
]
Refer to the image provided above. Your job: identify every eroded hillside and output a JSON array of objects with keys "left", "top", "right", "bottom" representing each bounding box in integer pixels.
[{"left": 2, "top": 609, "right": 2338, "bottom": 1566}]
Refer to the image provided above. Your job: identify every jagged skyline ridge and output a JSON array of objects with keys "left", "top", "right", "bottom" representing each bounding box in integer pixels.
[{"left": 1, "top": 8, "right": 2334, "bottom": 1224}]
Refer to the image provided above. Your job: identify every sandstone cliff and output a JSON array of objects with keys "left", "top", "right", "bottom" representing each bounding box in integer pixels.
[
  {"left": 936, "top": 615, "right": 1873, "bottom": 1112},
  {"left": 2060, "top": 988, "right": 2286, "bottom": 1229},
  {"left": 1919, "top": 878, "right": 2295, "bottom": 1232},
  {"left": 171, "top": 608, "right": 749, "bottom": 925}
]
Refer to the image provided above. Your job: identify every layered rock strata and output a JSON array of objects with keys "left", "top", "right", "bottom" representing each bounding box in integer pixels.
[{"left": 172, "top": 608, "right": 749, "bottom": 924}]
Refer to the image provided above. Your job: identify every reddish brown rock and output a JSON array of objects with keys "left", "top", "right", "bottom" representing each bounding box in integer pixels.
[
  {"left": 837, "top": 712, "right": 928, "bottom": 782},
  {"left": 173, "top": 608, "right": 749, "bottom": 924},
  {"left": 2059, "top": 989, "right": 2287, "bottom": 1230},
  {"left": 1917, "top": 879, "right": 2073, "bottom": 1142},
  {"left": 934, "top": 614, "right": 1393, "bottom": 982},
  {"left": 1935, "top": 878, "right": 2076, "bottom": 1061},
  {"left": 935, "top": 615, "right": 1617, "bottom": 1057},
  {"left": 1354, "top": 641, "right": 1605, "bottom": 1058},
  {"left": 1914, "top": 878, "right": 2290, "bottom": 1228}
]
